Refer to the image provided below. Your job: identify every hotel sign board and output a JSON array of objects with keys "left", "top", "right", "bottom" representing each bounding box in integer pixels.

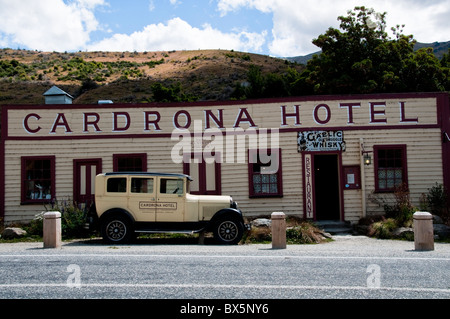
[{"left": 297, "top": 131, "right": 345, "bottom": 152}]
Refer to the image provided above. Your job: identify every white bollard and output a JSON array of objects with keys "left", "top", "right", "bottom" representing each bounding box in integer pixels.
[
  {"left": 413, "top": 211, "right": 434, "bottom": 251},
  {"left": 271, "top": 212, "right": 286, "bottom": 249},
  {"left": 43, "top": 211, "right": 62, "bottom": 249}
]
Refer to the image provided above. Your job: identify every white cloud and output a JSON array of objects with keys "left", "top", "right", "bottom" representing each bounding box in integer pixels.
[
  {"left": 0, "top": 0, "right": 106, "bottom": 51},
  {"left": 149, "top": 0, "right": 155, "bottom": 12},
  {"left": 169, "top": 0, "right": 181, "bottom": 6},
  {"left": 88, "top": 17, "right": 267, "bottom": 52},
  {"left": 217, "top": 0, "right": 450, "bottom": 56}
]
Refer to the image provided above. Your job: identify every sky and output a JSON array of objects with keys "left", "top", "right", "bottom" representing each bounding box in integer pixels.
[{"left": 0, "top": 0, "right": 449, "bottom": 57}]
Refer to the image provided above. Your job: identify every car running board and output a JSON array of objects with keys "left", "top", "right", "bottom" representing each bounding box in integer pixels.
[{"left": 135, "top": 229, "right": 205, "bottom": 235}]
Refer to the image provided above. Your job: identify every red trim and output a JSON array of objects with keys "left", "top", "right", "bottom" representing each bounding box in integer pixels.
[
  {"left": 248, "top": 148, "right": 283, "bottom": 198},
  {"left": 0, "top": 106, "right": 5, "bottom": 220},
  {"left": 439, "top": 94, "right": 450, "bottom": 198},
  {"left": 2, "top": 92, "right": 447, "bottom": 110},
  {"left": 183, "top": 152, "right": 222, "bottom": 195},
  {"left": 73, "top": 158, "right": 102, "bottom": 205},
  {"left": 302, "top": 152, "right": 343, "bottom": 221},
  {"left": 113, "top": 153, "right": 147, "bottom": 172},
  {"left": 373, "top": 144, "right": 408, "bottom": 192},
  {"left": 342, "top": 165, "right": 361, "bottom": 190},
  {"left": 20, "top": 156, "right": 55, "bottom": 204}
]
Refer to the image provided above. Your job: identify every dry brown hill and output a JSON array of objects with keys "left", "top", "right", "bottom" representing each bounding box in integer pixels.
[{"left": 0, "top": 49, "right": 303, "bottom": 104}]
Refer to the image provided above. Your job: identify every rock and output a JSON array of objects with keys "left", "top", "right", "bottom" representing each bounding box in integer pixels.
[
  {"left": 432, "top": 215, "right": 444, "bottom": 224},
  {"left": 251, "top": 218, "right": 271, "bottom": 228},
  {"left": 433, "top": 224, "right": 450, "bottom": 239},
  {"left": 392, "top": 227, "right": 414, "bottom": 239},
  {"left": 2, "top": 227, "right": 27, "bottom": 239}
]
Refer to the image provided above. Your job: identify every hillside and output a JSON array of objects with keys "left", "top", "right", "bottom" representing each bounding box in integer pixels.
[
  {"left": 0, "top": 49, "right": 303, "bottom": 105},
  {"left": 286, "top": 41, "right": 450, "bottom": 64}
]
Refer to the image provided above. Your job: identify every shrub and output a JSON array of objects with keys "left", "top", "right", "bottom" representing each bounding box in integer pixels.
[
  {"left": 243, "top": 226, "right": 272, "bottom": 243},
  {"left": 242, "top": 218, "right": 329, "bottom": 244},
  {"left": 426, "top": 183, "right": 449, "bottom": 222},
  {"left": 369, "top": 183, "right": 416, "bottom": 227},
  {"left": 48, "top": 199, "right": 90, "bottom": 239},
  {"left": 25, "top": 212, "right": 44, "bottom": 237},
  {"left": 287, "top": 222, "right": 328, "bottom": 244},
  {"left": 368, "top": 218, "right": 397, "bottom": 239}
]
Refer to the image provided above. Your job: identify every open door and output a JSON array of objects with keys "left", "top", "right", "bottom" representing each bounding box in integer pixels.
[
  {"left": 303, "top": 153, "right": 342, "bottom": 221},
  {"left": 313, "top": 154, "right": 341, "bottom": 220}
]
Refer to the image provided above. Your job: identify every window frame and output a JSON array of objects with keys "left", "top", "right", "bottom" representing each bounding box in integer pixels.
[
  {"left": 21, "top": 156, "right": 56, "bottom": 204},
  {"left": 374, "top": 144, "right": 408, "bottom": 193},
  {"left": 113, "top": 153, "right": 147, "bottom": 172},
  {"left": 248, "top": 148, "right": 283, "bottom": 198}
]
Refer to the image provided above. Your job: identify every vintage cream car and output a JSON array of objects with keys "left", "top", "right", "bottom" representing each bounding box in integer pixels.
[{"left": 89, "top": 172, "right": 246, "bottom": 244}]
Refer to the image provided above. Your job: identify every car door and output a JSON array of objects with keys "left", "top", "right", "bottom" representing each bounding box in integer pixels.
[
  {"left": 127, "top": 176, "right": 156, "bottom": 222},
  {"left": 156, "top": 177, "right": 185, "bottom": 222}
]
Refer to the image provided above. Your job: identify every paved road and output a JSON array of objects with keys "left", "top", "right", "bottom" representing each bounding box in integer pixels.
[{"left": 0, "top": 235, "right": 448, "bottom": 315}]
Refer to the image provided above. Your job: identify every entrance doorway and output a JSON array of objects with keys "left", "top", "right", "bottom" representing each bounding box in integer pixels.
[{"left": 314, "top": 154, "right": 340, "bottom": 220}]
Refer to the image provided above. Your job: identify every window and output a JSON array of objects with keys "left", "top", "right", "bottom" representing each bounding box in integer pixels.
[
  {"left": 107, "top": 178, "right": 127, "bottom": 193},
  {"left": 21, "top": 156, "right": 55, "bottom": 203},
  {"left": 113, "top": 153, "right": 147, "bottom": 172},
  {"left": 160, "top": 178, "right": 184, "bottom": 194},
  {"left": 248, "top": 149, "right": 283, "bottom": 197},
  {"left": 374, "top": 145, "right": 408, "bottom": 192},
  {"left": 131, "top": 178, "right": 154, "bottom": 194},
  {"left": 183, "top": 152, "right": 221, "bottom": 195}
]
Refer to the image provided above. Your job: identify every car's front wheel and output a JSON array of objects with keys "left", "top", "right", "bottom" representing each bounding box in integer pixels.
[
  {"left": 101, "top": 214, "right": 134, "bottom": 244},
  {"left": 213, "top": 217, "right": 244, "bottom": 245}
]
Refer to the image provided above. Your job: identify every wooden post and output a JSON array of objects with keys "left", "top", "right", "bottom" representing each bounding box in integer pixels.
[
  {"left": 271, "top": 212, "right": 286, "bottom": 249},
  {"left": 43, "top": 211, "right": 62, "bottom": 249},
  {"left": 413, "top": 211, "right": 434, "bottom": 251}
]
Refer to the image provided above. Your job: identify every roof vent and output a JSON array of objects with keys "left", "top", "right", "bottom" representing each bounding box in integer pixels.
[{"left": 98, "top": 100, "right": 114, "bottom": 104}]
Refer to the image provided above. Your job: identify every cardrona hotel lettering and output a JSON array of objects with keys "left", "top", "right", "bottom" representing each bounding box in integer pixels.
[{"left": 22, "top": 101, "right": 418, "bottom": 134}]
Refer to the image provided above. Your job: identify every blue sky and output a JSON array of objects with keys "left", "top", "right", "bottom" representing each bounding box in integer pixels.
[{"left": 0, "top": 0, "right": 449, "bottom": 57}]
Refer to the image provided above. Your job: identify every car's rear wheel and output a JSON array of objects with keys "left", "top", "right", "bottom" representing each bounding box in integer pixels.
[
  {"left": 101, "top": 214, "right": 134, "bottom": 244},
  {"left": 213, "top": 217, "right": 244, "bottom": 245}
]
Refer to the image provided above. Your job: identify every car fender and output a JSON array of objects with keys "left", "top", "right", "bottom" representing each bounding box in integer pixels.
[
  {"left": 207, "top": 208, "right": 244, "bottom": 230},
  {"left": 99, "top": 208, "right": 135, "bottom": 225}
]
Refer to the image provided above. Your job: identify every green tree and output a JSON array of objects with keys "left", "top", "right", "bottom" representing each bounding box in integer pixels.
[
  {"left": 150, "top": 82, "right": 198, "bottom": 102},
  {"left": 441, "top": 49, "right": 450, "bottom": 90},
  {"left": 302, "top": 6, "right": 447, "bottom": 94}
]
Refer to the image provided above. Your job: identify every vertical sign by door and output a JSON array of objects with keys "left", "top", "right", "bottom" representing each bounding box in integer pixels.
[{"left": 303, "top": 153, "right": 314, "bottom": 219}]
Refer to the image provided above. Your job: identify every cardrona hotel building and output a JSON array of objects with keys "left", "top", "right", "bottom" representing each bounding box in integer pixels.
[{"left": 1, "top": 88, "right": 449, "bottom": 224}]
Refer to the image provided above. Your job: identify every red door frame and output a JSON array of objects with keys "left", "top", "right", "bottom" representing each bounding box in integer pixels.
[
  {"left": 73, "top": 159, "right": 102, "bottom": 206},
  {"left": 183, "top": 153, "right": 221, "bottom": 195},
  {"left": 302, "top": 151, "right": 344, "bottom": 221}
]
